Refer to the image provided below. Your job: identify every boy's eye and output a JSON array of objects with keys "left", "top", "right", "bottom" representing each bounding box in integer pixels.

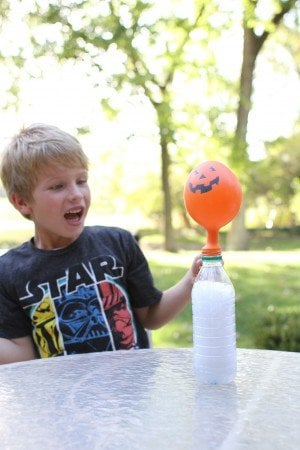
[
  {"left": 50, "top": 183, "right": 63, "bottom": 190},
  {"left": 77, "top": 179, "right": 87, "bottom": 185}
]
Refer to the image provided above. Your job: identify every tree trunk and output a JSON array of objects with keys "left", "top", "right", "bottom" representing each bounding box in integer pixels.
[
  {"left": 160, "top": 134, "right": 176, "bottom": 252},
  {"left": 227, "top": 27, "right": 264, "bottom": 250},
  {"left": 226, "top": 0, "right": 295, "bottom": 249},
  {"left": 226, "top": 199, "right": 249, "bottom": 250}
]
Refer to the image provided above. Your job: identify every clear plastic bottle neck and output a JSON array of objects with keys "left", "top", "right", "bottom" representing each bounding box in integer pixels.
[
  {"left": 201, "top": 255, "right": 223, "bottom": 266},
  {"left": 195, "top": 254, "right": 231, "bottom": 284}
]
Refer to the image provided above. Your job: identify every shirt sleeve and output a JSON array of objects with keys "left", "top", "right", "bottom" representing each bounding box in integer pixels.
[
  {"left": 121, "top": 231, "right": 163, "bottom": 308},
  {"left": 0, "top": 280, "right": 32, "bottom": 339}
]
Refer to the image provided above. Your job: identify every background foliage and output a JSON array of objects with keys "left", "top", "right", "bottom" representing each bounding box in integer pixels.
[{"left": 1, "top": 0, "right": 299, "bottom": 245}]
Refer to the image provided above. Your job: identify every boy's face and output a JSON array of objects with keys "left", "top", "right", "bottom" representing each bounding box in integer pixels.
[{"left": 17, "top": 164, "right": 91, "bottom": 250}]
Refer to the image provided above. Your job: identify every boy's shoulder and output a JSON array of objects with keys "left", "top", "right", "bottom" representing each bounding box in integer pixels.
[
  {"left": 0, "top": 241, "right": 30, "bottom": 259},
  {"left": 0, "top": 242, "right": 31, "bottom": 278}
]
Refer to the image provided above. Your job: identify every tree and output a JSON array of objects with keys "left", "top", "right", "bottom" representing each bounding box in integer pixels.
[
  {"left": 28, "top": 0, "right": 215, "bottom": 251},
  {"left": 2, "top": 0, "right": 299, "bottom": 250},
  {"left": 227, "top": 0, "right": 298, "bottom": 249},
  {"left": 0, "top": 1, "right": 27, "bottom": 112},
  {"left": 250, "top": 131, "right": 300, "bottom": 227}
]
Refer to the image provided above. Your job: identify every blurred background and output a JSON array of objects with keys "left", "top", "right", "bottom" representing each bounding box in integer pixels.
[{"left": 0, "top": 0, "right": 299, "bottom": 351}]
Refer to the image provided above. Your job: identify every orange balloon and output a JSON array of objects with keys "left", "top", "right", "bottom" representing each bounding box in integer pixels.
[{"left": 184, "top": 161, "right": 242, "bottom": 254}]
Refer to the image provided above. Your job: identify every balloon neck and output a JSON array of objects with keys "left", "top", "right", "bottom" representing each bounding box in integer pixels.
[{"left": 201, "top": 229, "right": 222, "bottom": 256}]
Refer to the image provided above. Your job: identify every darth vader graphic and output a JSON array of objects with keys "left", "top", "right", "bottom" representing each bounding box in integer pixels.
[{"left": 55, "top": 285, "right": 111, "bottom": 353}]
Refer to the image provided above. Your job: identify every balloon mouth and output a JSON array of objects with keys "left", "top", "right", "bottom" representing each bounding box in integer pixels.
[
  {"left": 201, "top": 229, "right": 222, "bottom": 256},
  {"left": 201, "top": 246, "right": 221, "bottom": 256}
]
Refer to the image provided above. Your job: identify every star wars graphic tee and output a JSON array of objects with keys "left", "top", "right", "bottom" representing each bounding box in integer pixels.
[{"left": 0, "top": 226, "right": 162, "bottom": 357}]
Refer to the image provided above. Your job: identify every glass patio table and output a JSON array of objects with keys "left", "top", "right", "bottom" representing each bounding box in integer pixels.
[{"left": 0, "top": 348, "right": 299, "bottom": 449}]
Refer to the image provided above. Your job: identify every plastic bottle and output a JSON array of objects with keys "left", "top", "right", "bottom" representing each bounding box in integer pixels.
[{"left": 192, "top": 254, "right": 237, "bottom": 384}]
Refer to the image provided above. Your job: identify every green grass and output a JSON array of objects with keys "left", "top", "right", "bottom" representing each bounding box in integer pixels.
[
  {"left": 139, "top": 227, "right": 300, "bottom": 252},
  {"left": 146, "top": 250, "right": 300, "bottom": 350}
]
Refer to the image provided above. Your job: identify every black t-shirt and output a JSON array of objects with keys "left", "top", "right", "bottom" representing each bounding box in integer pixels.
[{"left": 0, "top": 226, "right": 162, "bottom": 357}]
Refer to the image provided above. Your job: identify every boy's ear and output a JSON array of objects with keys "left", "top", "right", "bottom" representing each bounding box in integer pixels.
[{"left": 10, "top": 193, "right": 32, "bottom": 217}]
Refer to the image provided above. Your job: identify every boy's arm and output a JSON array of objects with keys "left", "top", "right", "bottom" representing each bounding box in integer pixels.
[
  {"left": 0, "top": 336, "right": 36, "bottom": 365},
  {"left": 135, "top": 256, "right": 202, "bottom": 330}
]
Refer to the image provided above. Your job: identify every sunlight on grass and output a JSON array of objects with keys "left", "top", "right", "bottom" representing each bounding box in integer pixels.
[{"left": 145, "top": 249, "right": 299, "bottom": 267}]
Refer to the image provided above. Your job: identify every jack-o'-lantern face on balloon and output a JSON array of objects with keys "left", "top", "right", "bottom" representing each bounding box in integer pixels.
[
  {"left": 184, "top": 161, "right": 242, "bottom": 231},
  {"left": 188, "top": 165, "right": 220, "bottom": 194}
]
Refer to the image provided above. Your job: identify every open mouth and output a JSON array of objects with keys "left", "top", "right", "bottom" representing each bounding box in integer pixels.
[{"left": 64, "top": 208, "right": 84, "bottom": 222}]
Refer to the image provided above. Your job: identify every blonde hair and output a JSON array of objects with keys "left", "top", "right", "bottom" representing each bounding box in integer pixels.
[{"left": 0, "top": 123, "right": 89, "bottom": 202}]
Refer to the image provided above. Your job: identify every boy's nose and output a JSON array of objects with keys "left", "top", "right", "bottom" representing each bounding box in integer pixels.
[{"left": 68, "top": 184, "right": 83, "bottom": 200}]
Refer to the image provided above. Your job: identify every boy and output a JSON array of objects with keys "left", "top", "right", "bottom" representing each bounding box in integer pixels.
[{"left": 0, "top": 123, "right": 201, "bottom": 364}]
